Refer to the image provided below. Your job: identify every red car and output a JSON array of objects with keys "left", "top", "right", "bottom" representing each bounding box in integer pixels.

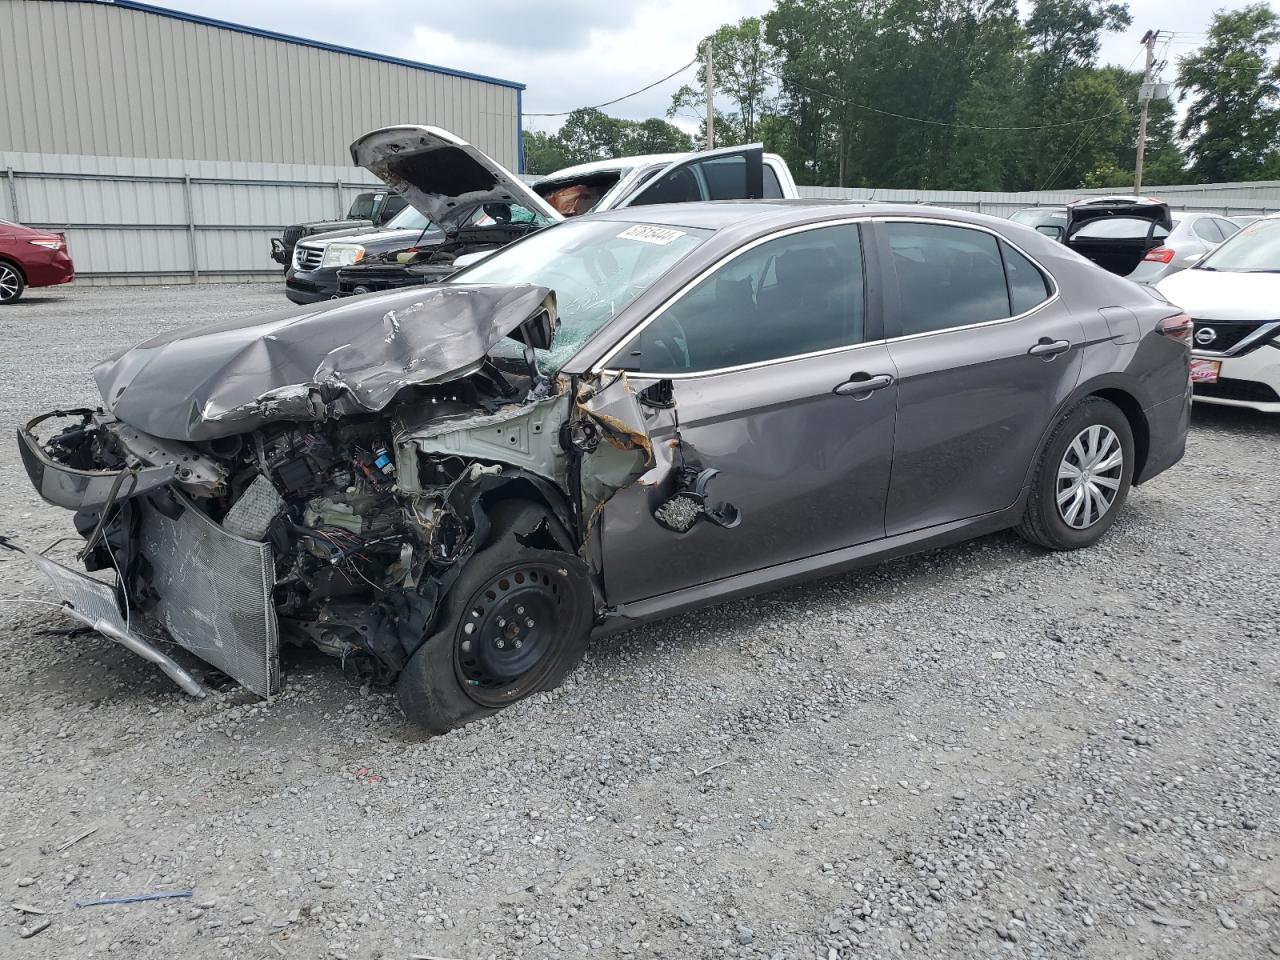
[{"left": 0, "top": 219, "right": 74, "bottom": 304}]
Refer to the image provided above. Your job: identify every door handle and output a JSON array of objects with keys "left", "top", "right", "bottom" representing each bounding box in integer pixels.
[
  {"left": 833, "top": 373, "right": 894, "bottom": 398},
  {"left": 1028, "top": 338, "right": 1071, "bottom": 359}
]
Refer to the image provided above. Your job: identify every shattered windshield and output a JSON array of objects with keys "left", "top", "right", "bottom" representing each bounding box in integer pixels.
[{"left": 449, "top": 219, "right": 711, "bottom": 369}]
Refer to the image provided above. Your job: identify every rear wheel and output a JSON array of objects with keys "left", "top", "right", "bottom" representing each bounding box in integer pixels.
[
  {"left": 397, "top": 510, "right": 594, "bottom": 733},
  {"left": 0, "top": 262, "right": 24, "bottom": 304},
  {"left": 1016, "top": 397, "right": 1134, "bottom": 551}
]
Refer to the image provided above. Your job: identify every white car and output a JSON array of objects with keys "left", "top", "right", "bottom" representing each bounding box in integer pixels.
[
  {"left": 1157, "top": 213, "right": 1280, "bottom": 413},
  {"left": 532, "top": 150, "right": 800, "bottom": 215}
]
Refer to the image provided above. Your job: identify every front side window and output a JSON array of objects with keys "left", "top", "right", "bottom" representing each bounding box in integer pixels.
[
  {"left": 886, "top": 222, "right": 1010, "bottom": 335},
  {"left": 615, "top": 223, "right": 865, "bottom": 374}
]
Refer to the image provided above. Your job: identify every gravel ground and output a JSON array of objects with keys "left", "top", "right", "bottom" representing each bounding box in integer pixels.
[{"left": 1, "top": 282, "right": 1278, "bottom": 960}]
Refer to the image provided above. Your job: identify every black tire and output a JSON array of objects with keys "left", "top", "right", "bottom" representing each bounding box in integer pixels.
[
  {"left": 0, "top": 261, "right": 25, "bottom": 305},
  {"left": 1016, "top": 397, "right": 1135, "bottom": 551},
  {"left": 397, "top": 509, "right": 594, "bottom": 734}
]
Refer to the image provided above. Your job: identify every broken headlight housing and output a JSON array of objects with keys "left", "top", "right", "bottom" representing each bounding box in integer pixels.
[{"left": 320, "top": 243, "right": 366, "bottom": 269}]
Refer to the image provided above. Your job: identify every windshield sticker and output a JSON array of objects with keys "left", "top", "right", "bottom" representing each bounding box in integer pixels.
[{"left": 617, "top": 225, "right": 686, "bottom": 246}]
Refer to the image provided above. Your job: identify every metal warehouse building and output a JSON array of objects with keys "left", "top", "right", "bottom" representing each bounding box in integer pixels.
[{"left": 0, "top": 0, "right": 525, "bottom": 282}]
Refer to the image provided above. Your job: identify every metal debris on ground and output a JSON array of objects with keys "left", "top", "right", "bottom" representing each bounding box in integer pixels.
[{"left": 75, "top": 889, "right": 194, "bottom": 908}]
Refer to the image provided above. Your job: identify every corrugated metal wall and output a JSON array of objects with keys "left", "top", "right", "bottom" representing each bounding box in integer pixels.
[
  {"left": 5, "top": 150, "right": 1277, "bottom": 285},
  {"left": 2, "top": 151, "right": 385, "bottom": 283},
  {"left": 0, "top": 0, "right": 521, "bottom": 170}
]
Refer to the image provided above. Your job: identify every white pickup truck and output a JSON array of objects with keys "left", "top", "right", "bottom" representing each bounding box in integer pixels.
[{"left": 289, "top": 126, "right": 802, "bottom": 302}]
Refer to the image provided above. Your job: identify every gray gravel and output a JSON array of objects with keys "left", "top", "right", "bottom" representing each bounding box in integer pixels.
[{"left": 1, "top": 282, "right": 1278, "bottom": 959}]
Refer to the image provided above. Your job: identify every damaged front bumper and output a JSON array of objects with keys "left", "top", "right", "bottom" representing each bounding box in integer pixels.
[{"left": 15, "top": 411, "right": 278, "bottom": 697}]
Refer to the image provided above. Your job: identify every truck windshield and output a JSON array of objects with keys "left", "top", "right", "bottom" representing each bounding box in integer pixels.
[{"left": 346, "top": 193, "right": 380, "bottom": 219}]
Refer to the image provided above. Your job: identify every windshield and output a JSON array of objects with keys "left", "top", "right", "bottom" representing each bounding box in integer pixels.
[
  {"left": 347, "top": 193, "right": 379, "bottom": 219},
  {"left": 385, "top": 206, "right": 434, "bottom": 231},
  {"left": 450, "top": 219, "right": 712, "bottom": 369},
  {"left": 1197, "top": 217, "right": 1280, "bottom": 272},
  {"left": 1010, "top": 209, "right": 1066, "bottom": 227},
  {"left": 1072, "top": 218, "right": 1169, "bottom": 240}
]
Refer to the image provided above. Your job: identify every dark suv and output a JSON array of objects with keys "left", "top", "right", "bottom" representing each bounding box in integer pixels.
[{"left": 270, "top": 190, "right": 407, "bottom": 267}]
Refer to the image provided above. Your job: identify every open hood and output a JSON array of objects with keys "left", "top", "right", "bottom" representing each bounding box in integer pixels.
[
  {"left": 93, "top": 284, "right": 558, "bottom": 442},
  {"left": 1065, "top": 197, "right": 1172, "bottom": 239},
  {"left": 350, "top": 125, "right": 562, "bottom": 227}
]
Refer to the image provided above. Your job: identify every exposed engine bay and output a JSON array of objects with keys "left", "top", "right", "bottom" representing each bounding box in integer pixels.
[{"left": 9, "top": 282, "right": 741, "bottom": 706}]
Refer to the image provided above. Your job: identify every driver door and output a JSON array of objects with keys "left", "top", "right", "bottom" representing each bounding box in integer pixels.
[{"left": 594, "top": 220, "right": 899, "bottom": 605}]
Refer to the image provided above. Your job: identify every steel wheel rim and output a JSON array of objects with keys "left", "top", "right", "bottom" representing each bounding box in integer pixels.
[
  {"left": 0, "top": 266, "right": 18, "bottom": 301},
  {"left": 1056, "top": 424, "right": 1123, "bottom": 529},
  {"left": 454, "top": 562, "right": 568, "bottom": 707}
]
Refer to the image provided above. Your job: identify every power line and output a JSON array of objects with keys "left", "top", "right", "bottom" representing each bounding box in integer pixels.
[
  {"left": 766, "top": 70, "right": 1130, "bottom": 131},
  {"left": 523, "top": 58, "right": 699, "bottom": 117}
]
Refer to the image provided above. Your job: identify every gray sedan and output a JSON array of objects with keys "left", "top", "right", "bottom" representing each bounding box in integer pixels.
[
  {"left": 1126, "top": 211, "right": 1241, "bottom": 284},
  {"left": 13, "top": 201, "right": 1192, "bottom": 732}
]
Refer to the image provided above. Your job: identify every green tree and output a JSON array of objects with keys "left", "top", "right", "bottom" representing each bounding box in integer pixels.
[
  {"left": 521, "top": 130, "right": 571, "bottom": 175},
  {"left": 556, "top": 108, "right": 631, "bottom": 165},
  {"left": 669, "top": 17, "right": 775, "bottom": 145},
  {"left": 622, "top": 118, "right": 695, "bottom": 154},
  {"left": 1177, "top": 3, "right": 1280, "bottom": 182}
]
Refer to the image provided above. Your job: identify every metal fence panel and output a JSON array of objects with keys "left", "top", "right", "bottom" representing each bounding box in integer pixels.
[{"left": 5, "top": 149, "right": 1278, "bottom": 285}]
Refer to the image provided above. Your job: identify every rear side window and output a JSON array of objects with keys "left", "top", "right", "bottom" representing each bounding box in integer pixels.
[
  {"left": 1193, "top": 218, "right": 1224, "bottom": 243},
  {"left": 763, "top": 165, "right": 783, "bottom": 198},
  {"left": 1001, "top": 241, "right": 1052, "bottom": 314},
  {"left": 886, "top": 222, "right": 1010, "bottom": 334},
  {"left": 616, "top": 223, "right": 865, "bottom": 373},
  {"left": 1213, "top": 217, "right": 1239, "bottom": 239}
]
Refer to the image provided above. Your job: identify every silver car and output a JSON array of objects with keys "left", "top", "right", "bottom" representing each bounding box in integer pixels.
[
  {"left": 12, "top": 202, "right": 1192, "bottom": 731},
  {"left": 1127, "top": 212, "right": 1241, "bottom": 284}
]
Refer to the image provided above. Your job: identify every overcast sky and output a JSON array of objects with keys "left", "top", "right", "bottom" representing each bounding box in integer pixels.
[{"left": 160, "top": 0, "right": 1240, "bottom": 132}]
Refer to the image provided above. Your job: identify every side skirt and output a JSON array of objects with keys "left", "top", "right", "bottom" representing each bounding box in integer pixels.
[{"left": 594, "top": 492, "right": 1028, "bottom": 637}]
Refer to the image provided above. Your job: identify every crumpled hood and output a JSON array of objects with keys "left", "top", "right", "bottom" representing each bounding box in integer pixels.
[{"left": 94, "top": 284, "right": 557, "bottom": 442}]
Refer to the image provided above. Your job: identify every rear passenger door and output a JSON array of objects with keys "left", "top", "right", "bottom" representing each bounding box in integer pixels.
[
  {"left": 873, "top": 218, "right": 1084, "bottom": 536},
  {"left": 597, "top": 220, "right": 899, "bottom": 603}
]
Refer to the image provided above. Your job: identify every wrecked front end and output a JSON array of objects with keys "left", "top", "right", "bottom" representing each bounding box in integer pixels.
[{"left": 8, "top": 285, "right": 655, "bottom": 702}]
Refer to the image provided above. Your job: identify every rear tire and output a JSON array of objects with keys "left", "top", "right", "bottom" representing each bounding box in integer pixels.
[
  {"left": 397, "top": 510, "right": 593, "bottom": 734},
  {"left": 1016, "top": 397, "right": 1134, "bottom": 551},
  {"left": 0, "top": 261, "right": 24, "bottom": 304}
]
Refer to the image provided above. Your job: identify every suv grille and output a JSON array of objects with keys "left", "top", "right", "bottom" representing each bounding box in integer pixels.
[
  {"left": 1191, "top": 320, "right": 1277, "bottom": 355},
  {"left": 294, "top": 243, "right": 324, "bottom": 271}
]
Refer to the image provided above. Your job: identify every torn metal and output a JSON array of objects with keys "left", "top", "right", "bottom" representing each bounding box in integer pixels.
[{"left": 11, "top": 266, "right": 745, "bottom": 700}]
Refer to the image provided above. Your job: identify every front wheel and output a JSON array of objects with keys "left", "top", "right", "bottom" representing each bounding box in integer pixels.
[
  {"left": 0, "top": 262, "right": 25, "bottom": 304},
  {"left": 397, "top": 536, "right": 594, "bottom": 734},
  {"left": 1016, "top": 397, "right": 1135, "bottom": 551}
]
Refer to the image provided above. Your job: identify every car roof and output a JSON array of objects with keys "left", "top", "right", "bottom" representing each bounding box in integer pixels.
[{"left": 537, "top": 154, "right": 688, "bottom": 181}]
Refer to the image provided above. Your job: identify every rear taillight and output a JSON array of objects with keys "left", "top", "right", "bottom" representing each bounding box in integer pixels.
[
  {"left": 28, "top": 238, "right": 63, "bottom": 250},
  {"left": 1144, "top": 247, "right": 1175, "bottom": 263},
  {"left": 1157, "top": 312, "right": 1193, "bottom": 344}
]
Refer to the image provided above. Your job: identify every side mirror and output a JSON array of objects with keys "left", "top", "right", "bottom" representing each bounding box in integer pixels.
[{"left": 514, "top": 307, "right": 558, "bottom": 352}]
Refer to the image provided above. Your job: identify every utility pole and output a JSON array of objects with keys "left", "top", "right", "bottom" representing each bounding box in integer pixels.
[
  {"left": 704, "top": 40, "right": 715, "bottom": 150},
  {"left": 1134, "top": 29, "right": 1158, "bottom": 195}
]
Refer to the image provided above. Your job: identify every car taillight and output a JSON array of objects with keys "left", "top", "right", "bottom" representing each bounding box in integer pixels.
[
  {"left": 1144, "top": 247, "right": 1175, "bottom": 263},
  {"left": 1157, "top": 312, "right": 1193, "bottom": 344},
  {"left": 28, "top": 238, "right": 63, "bottom": 250}
]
